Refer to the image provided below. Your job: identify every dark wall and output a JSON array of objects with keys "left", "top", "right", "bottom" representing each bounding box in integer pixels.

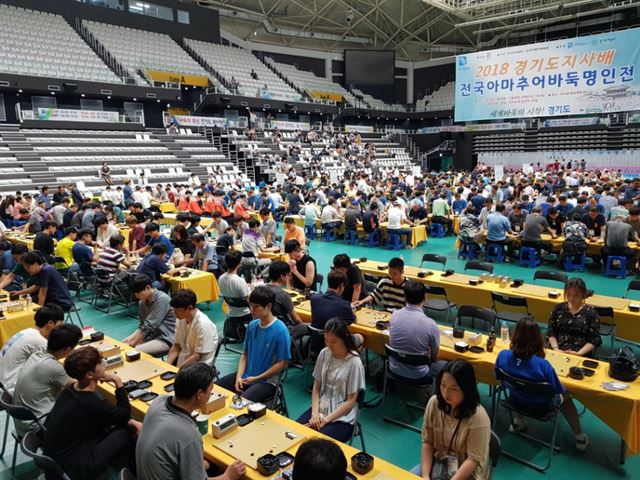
[
  {"left": 255, "top": 51, "right": 325, "bottom": 77},
  {"left": 413, "top": 63, "right": 455, "bottom": 102},
  {"left": 0, "top": 0, "right": 220, "bottom": 43},
  {"left": 411, "top": 132, "right": 473, "bottom": 170},
  {"left": 334, "top": 59, "right": 407, "bottom": 104}
]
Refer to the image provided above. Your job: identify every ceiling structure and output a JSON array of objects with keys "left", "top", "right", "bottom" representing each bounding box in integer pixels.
[{"left": 182, "top": 0, "right": 640, "bottom": 61}]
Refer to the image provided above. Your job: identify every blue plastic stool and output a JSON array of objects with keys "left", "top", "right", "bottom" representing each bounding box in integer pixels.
[
  {"left": 305, "top": 225, "right": 316, "bottom": 240},
  {"left": 386, "top": 232, "right": 403, "bottom": 250},
  {"left": 518, "top": 247, "right": 541, "bottom": 268},
  {"left": 458, "top": 242, "right": 478, "bottom": 260},
  {"left": 344, "top": 230, "right": 358, "bottom": 246},
  {"left": 563, "top": 254, "right": 585, "bottom": 272},
  {"left": 322, "top": 227, "right": 336, "bottom": 242},
  {"left": 430, "top": 223, "right": 445, "bottom": 238},
  {"left": 604, "top": 256, "right": 627, "bottom": 278},
  {"left": 362, "top": 230, "right": 379, "bottom": 247},
  {"left": 484, "top": 243, "right": 505, "bottom": 263}
]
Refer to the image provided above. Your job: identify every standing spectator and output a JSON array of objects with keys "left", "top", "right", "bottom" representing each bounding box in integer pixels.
[{"left": 218, "top": 250, "right": 252, "bottom": 342}]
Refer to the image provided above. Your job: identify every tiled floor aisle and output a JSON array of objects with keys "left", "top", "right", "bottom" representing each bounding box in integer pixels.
[{"left": 1, "top": 233, "right": 638, "bottom": 479}]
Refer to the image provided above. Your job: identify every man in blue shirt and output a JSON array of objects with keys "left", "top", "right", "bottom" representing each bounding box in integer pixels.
[
  {"left": 36, "top": 186, "right": 51, "bottom": 210},
  {"left": 22, "top": 252, "right": 73, "bottom": 310},
  {"left": 136, "top": 244, "right": 182, "bottom": 291},
  {"left": 486, "top": 204, "right": 515, "bottom": 259},
  {"left": 470, "top": 188, "right": 486, "bottom": 211},
  {"left": 145, "top": 222, "right": 174, "bottom": 259},
  {"left": 216, "top": 286, "right": 291, "bottom": 403},
  {"left": 247, "top": 188, "right": 262, "bottom": 211},
  {"left": 452, "top": 192, "right": 468, "bottom": 215},
  {"left": 71, "top": 229, "right": 98, "bottom": 278}
]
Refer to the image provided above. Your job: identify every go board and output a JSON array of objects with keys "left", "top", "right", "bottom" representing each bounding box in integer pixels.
[
  {"left": 110, "top": 359, "right": 165, "bottom": 383},
  {"left": 211, "top": 416, "right": 305, "bottom": 469},
  {"left": 546, "top": 350, "right": 582, "bottom": 377},
  {"left": 355, "top": 309, "right": 391, "bottom": 328}
]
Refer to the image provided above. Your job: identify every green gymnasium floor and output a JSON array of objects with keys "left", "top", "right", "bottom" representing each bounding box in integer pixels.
[{"left": 2, "top": 233, "right": 639, "bottom": 479}]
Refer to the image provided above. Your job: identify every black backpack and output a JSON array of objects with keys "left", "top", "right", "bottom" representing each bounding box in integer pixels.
[{"left": 609, "top": 346, "right": 640, "bottom": 382}]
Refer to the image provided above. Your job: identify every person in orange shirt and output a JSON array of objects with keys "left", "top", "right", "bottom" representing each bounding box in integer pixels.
[
  {"left": 234, "top": 193, "right": 251, "bottom": 221},
  {"left": 188, "top": 192, "right": 204, "bottom": 216},
  {"left": 283, "top": 217, "right": 306, "bottom": 247},
  {"left": 177, "top": 192, "right": 191, "bottom": 212},
  {"left": 211, "top": 191, "right": 231, "bottom": 219}
]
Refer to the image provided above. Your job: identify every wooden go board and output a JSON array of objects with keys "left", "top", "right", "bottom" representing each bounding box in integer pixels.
[
  {"left": 587, "top": 295, "right": 629, "bottom": 311},
  {"left": 355, "top": 309, "right": 391, "bottom": 328},
  {"left": 439, "top": 274, "right": 474, "bottom": 286},
  {"left": 546, "top": 351, "right": 582, "bottom": 377},
  {"left": 211, "top": 416, "right": 305, "bottom": 469},
  {"left": 110, "top": 359, "right": 165, "bottom": 383}
]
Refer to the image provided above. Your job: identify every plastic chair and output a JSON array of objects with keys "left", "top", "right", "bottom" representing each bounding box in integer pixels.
[
  {"left": 623, "top": 280, "right": 640, "bottom": 299},
  {"left": 563, "top": 254, "right": 585, "bottom": 272},
  {"left": 464, "top": 260, "right": 494, "bottom": 275},
  {"left": 92, "top": 269, "right": 131, "bottom": 314},
  {"left": 485, "top": 243, "right": 505, "bottom": 263},
  {"left": 594, "top": 306, "right": 615, "bottom": 358},
  {"left": 458, "top": 242, "right": 478, "bottom": 260},
  {"left": 423, "top": 285, "right": 456, "bottom": 323},
  {"left": 221, "top": 297, "right": 251, "bottom": 354},
  {"left": 429, "top": 222, "right": 445, "bottom": 238},
  {"left": 604, "top": 256, "right": 627, "bottom": 278},
  {"left": 517, "top": 247, "right": 541, "bottom": 268},
  {"left": 304, "top": 225, "right": 315, "bottom": 240},
  {"left": 361, "top": 229, "right": 379, "bottom": 247},
  {"left": 344, "top": 230, "right": 358, "bottom": 246},
  {"left": 492, "top": 368, "right": 562, "bottom": 472},
  {"left": 488, "top": 431, "right": 502, "bottom": 480},
  {"left": 348, "top": 390, "right": 367, "bottom": 452},
  {"left": 455, "top": 305, "right": 497, "bottom": 334},
  {"left": 119, "top": 467, "right": 136, "bottom": 480},
  {"left": 491, "top": 292, "right": 529, "bottom": 327},
  {"left": 21, "top": 431, "right": 71, "bottom": 480},
  {"left": 533, "top": 270, "right": 568, "bottom": 287},
  {"left": 322, "top": 225, "right": 336, "bottom": 241},
  {"left": 386, "top": 231, "right": 402, "bottom": 250},
  {"left": 0, "top": 388, "right": 47, "bottom": 476},
  {"left": 265, "top": 371, "right": 288, "bottom": 417},
  {"left": 420, "top": 254, "right": 446, "bottom": 271},
  {"left": 381, "top": 344, "right": 433, "bottom": 433}
]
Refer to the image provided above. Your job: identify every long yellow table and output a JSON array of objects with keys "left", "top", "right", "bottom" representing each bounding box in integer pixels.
[
  {"left": 293, "top": 298, "right": 640, "bottom": 458},
  {"left": 163, "top": 269, "right": 219, "bottom": 304},
  {"left": 92, "top": 336, "right": 418, "bottom": 479},
  {"left": 0, "top": 305, "right": 37, "bottom": 345},
  {"left": 356, "top": 259, "right": 640, "bottom": 343},
  {"left": 4, "top": 233, "right": 36, "bottom": 250}
]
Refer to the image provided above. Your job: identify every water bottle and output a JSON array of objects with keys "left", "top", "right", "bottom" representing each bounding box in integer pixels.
[
  {"left": 487, "top": 328, "right": 496, "bottom": 352},
  {"left": 500, "top": 322, "right": 510, "bottom": 344}
]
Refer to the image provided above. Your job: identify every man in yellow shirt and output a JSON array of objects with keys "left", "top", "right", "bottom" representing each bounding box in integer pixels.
[
  {"left": 282, "top": 217, "right": 306, "bottom": 247},
  {"left": 54, "top": 226, "right": 78, "bottom": 270}
]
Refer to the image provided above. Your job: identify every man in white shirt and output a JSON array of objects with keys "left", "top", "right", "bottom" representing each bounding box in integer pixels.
[
  {"left": 0, "top": 304, "right": 64, "bottom": 394},
  {"left": 167, "top": 289, "right": 218, "bottom": 369},
  {"left": 101, "top": 187, "right": 115, "bottom": 203},
  {"left": 94, "top": 217, "right": 120, "bottom": 249},
  {"left": 320, "top": 197, "right": 343, "bottom": 233},
  {"left": 387, "top": 200, "right": 413, "bottom": 246}
]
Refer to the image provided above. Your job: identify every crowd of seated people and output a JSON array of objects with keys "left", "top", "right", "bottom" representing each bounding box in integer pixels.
[{"left": 1, "top": 130, "right": 637, "bottom": 479}]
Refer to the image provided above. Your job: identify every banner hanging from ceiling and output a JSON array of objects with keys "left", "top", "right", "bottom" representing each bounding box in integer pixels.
[{"left": 455, "top": 28, "right": 640, "bottom": 122}]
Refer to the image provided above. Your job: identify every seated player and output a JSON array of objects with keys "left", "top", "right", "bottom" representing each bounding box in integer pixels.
[
  {"left": 13, "top": 324, "right": 82, "bottom": 437},
  {"left": 0, "top": 304, "right": 64, "bottom": 394},
  {"left": 123, "top": 274, "right": 177, "bottom": 357},
  {"left": 43, "top": 346, "right": 141, "bottom": 479},
  {"left": 216, "top": 286, "right": 291, "bottom": 403},
  {"left": 136, "top": 363, "right": 245, "bottom": 480},
  {"left": 167, "top": 289, "right": 218, "bottom": 369},
  {"left": 292, "top": 438, "right": 348, "bottom": 480},
  {"left": 297, "top": 318, "right": 365, "bottom": 442}
]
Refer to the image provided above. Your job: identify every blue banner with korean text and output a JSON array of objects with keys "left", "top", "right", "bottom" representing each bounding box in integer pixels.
[{"left": 455, "top": 28, "right": 640, "bottom": 122}]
